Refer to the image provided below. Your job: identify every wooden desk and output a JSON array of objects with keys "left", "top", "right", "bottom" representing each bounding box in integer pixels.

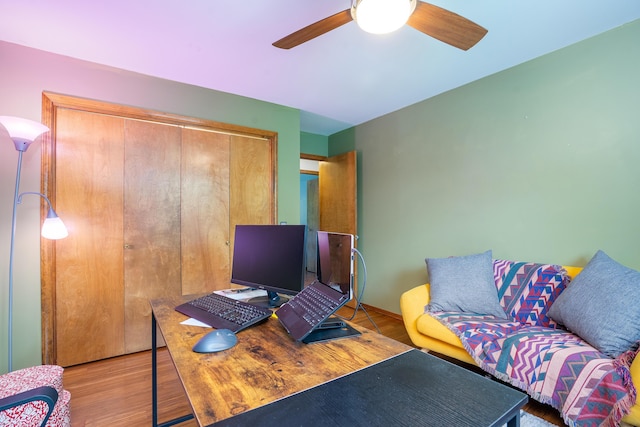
[{"left": 150, "top": 296, "right": 411, "bottom": 427}]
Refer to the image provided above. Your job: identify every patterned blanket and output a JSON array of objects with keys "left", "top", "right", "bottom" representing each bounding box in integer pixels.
[{"left": 428, "top": 261, "right": 637, "bottom": 427}]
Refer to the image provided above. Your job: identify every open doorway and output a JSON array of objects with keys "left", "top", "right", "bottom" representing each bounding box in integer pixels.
[{"left": 300, "top": 155, "right": 321, "bottom": 277}]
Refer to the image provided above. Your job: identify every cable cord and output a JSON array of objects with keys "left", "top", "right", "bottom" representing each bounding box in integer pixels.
[{"left": 338, "top": 247, "right": 381, "bottom": 334}]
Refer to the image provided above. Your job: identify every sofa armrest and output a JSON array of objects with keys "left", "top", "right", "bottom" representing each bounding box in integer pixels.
[
  {"left": 400, "top": 284, "right": 431, "bottom": 346},
  {"left": 623, "top": 352, "right": 640, "bottom": 425},
  {"left": 630, "top": 351, "right": 640, "bottom": 390},
  {"left": 400, "top": 284, "right": 478, "bottom": 365}
]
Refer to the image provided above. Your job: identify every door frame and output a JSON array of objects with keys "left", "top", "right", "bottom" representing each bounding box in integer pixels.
[{"left": 40, "top": 92, "right": 278, "bottom": 364}]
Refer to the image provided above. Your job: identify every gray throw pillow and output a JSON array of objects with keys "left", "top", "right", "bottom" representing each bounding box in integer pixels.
[
  {"left": 548, "top": 250, "right": 640, "bottom": 358},
  {"left": 425, "top": 250, "right": 507, "bottom": 319}
]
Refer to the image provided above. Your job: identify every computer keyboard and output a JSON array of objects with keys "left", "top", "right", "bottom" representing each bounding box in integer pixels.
[{"left": 175, "top": 292, "right": 273, "bottom": 333}]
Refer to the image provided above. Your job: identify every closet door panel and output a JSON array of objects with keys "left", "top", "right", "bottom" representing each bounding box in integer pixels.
[
  {"left": 54, "top": 109, "right": 125, "bottom": 366},
  {"left": 123, "top": 120, "right": 182, "bottom": 353},
  {"left": 181, "top": 129, "right": 231, "bottom": 294},
  {"left": 229, "top": 135, "right": 275, "bottom": 251}
]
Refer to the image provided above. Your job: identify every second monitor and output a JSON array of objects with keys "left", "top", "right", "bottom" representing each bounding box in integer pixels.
[
  {"left": 316, "top": 231, "right": 355, "bottom": 300},
  {"left": 230, "top": 224, "right": 307, "bottom": 307}
]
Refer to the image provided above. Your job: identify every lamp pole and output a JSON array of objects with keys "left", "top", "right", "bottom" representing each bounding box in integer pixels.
[{"left": 7, "top": 148, "right": 25, "bottom": 372}]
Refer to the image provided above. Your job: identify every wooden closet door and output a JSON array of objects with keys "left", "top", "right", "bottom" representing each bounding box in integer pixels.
[
  {"left": 181, "top": 129, "right": 231, "bottom": 295},
  {"left": 54, "top": 109, "right": 125, "bottom": 367},
  {"left": 123, "top": 120, "right": 182, "bottom": 353},
  {"left": 229, "top": 135, "right": 275, "bottom": 252}
]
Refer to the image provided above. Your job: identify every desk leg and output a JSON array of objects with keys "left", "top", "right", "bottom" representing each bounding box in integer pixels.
[
  {"left": 151, "top": 311, "right": 195, "bottom": 427},
  {"left": 507, "top": 412, "right": 520, "bottom": 427},
  {"left": 152, "top": 311, "right": 159, "bottom": 427}
]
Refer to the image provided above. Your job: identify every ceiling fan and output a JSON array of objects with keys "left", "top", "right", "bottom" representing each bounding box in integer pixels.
[{"left": 273, "top": 0, "right": 488, "bottom": 50}]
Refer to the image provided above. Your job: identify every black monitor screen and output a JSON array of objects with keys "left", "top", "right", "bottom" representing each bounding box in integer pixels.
[
  {"left": 231, "top": 225, "right": 306, "bottom": 304},
  {"left": 317, "top": 231, "right": 354, "bottom": 300}
]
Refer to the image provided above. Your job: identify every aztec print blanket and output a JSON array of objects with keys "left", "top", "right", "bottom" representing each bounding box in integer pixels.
[{"left": 429, "top": 261, "right": 637, "bottom": 427}]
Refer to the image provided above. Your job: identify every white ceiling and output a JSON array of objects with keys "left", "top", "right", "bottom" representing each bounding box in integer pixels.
[{"left": 1, "top": 1, "right": 639, "bottom": 135}]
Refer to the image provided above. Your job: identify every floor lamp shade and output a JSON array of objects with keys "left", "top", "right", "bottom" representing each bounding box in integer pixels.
[{"left": 0, "top": 116, "right": 50, "bottom": 151}]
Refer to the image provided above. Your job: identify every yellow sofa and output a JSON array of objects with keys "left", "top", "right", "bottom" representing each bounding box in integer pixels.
[{"left": 400, "top": 265, "right": 640, "bottom": 426}]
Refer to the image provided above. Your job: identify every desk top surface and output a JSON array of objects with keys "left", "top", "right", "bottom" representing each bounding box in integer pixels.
[{"left": 151, "top": 296, "right": 412, "bottom": 426}]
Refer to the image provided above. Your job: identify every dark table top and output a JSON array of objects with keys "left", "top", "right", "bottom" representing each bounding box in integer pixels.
[{"left": 213, "top": 349, "right": 528, "bottom": 427}]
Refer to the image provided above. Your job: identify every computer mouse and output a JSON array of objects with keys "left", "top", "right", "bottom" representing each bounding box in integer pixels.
[{"left": 192, "top": 329, "right": 238, "bottom": 353}]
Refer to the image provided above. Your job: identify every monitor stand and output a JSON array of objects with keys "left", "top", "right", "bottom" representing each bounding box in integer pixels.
[{"left": 248, "top": 291, "right": 288, "bottom": 308}]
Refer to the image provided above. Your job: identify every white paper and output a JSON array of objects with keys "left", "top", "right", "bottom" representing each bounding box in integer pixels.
[
  {"left": 215, "top": 289, "right": 268, "bottom": 300},
  {"left": 180, "top": 318, "right": 212, "bottom": 328}
]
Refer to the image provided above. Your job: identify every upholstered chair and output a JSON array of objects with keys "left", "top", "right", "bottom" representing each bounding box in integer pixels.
[{"left": 0, "top": 365, "right": 71, "bottom": 426}]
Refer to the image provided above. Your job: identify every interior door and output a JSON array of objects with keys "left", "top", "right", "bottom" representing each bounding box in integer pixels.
[{"left": 319, "top": 151, "right": 357, "bottom": 237}]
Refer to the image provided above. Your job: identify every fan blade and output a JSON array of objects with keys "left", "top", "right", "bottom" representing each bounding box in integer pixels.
[
  {"left": 407, "top": 2, "right": 487, "bottom": 50},
  {"left": 273, "top": 9, "right": 353, "bottom": 49}
]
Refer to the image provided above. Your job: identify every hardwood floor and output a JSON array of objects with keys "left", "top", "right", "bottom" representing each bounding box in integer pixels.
[{"left": 63, "top": 304, "right": 565, "bottom": 426}]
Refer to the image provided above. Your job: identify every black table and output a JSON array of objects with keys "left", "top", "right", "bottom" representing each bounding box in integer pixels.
[{"left": 214, "top": 349, "right": 528, "bottom": 427}]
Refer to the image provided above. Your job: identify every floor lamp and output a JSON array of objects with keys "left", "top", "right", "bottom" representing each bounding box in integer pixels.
[{"left": 1, "top": 116, "right": 68, "bottom": 372}]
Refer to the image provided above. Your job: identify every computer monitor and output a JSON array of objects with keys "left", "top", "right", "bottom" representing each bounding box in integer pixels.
[
  {"left": 316, "top": 231, "right": 355, "bottom": 300},
  {"left": 231, "top": 224, "right": 307, "bottom": 308}
]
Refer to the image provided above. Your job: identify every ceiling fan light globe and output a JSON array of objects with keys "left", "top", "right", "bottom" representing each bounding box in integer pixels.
[{"left": 354, "top": 0, "right": 415, "bottom": 34}]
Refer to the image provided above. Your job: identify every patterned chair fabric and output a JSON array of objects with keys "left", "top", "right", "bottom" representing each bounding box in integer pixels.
[{"left": 0, "top": 365, "right": 71, "bottom": 427}]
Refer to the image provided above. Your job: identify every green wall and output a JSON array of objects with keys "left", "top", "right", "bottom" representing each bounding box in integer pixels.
[
  {"left": 300, "top": 131, "right": 328, "bottom": 157},
  {"left": 328, "top": 128, "right": 355, "bottom": 157},
  {"left": 0, "top": 41, "right": 301, "bottom": 372},
  {"left": 338, "top": 20, "right": 640, "bottom": 314}
]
